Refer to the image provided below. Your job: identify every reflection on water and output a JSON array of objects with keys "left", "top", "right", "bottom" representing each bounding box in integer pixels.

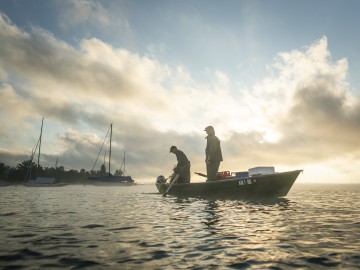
[{"left": 0, "top": 184, "right": 359, "bottom": 269}]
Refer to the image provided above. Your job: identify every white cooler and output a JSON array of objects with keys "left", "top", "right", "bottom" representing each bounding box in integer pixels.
[{"left": 248, "top": 166, "right": 275, "bottom": 176}]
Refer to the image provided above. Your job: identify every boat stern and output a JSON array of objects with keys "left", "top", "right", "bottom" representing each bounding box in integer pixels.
[{"left": 155, "top": 175, "right": 168, "bottom": 194}]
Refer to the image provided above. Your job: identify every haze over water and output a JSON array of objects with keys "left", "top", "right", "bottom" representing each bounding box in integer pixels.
[{"left": 1, "top": 184, "right": 359, "bottom": 269}]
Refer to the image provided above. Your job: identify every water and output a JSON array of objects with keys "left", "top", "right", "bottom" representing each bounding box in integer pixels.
[{"left": 0, "top": 184, "right": 359, "bottom": 269}]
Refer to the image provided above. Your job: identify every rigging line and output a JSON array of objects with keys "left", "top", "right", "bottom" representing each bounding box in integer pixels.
[
  {"left": 91, "top": 124, "right": 112, "bottom": 172},
  {"left": 108, "top": 123, "right": 112, "bottom": 174},
  {"left": 120, "top": 152, "right": 125, "bottom": 173},
  {"left": 24, "top": 135, "right": 41, "bottom": 182},
  {"left": 37, "top": 117, "right": 44, "bottom": 177}
]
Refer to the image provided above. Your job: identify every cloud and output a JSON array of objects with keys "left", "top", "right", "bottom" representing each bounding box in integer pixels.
[
  {"left": 0, "top": 18, "right": 140, "bottom": 101},
  {"left": 1, "top": 12, "right": 360, "bottom": 183},
  {"left": 284, "top": 78, "right": 360, "bottom": 154},
  {"left": 56, "top": 0, "right": 132, "bottom": 42},
  {"left": 222, "top": 38, "right": 360, "bottom": 177},
  {"left": 0, "top": 12, "right": 172, "bottom": 122},
  {"left": 57, "top": 0, "right": 111, "bottom": 29}
]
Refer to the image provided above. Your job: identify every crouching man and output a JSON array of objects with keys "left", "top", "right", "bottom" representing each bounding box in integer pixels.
[{"left": 169, "top": 146, "right": 191, "bottom": 183}]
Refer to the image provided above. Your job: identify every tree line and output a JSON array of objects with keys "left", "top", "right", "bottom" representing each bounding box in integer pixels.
[{"left": 0, "top": 161, "right": 123, "bottom": 184}]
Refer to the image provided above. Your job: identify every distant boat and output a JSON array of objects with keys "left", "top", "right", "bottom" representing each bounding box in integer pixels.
[
  {"left": 156, "top": 167, "right": 302, "bottom": 198},
  {"left": 24, "top": 177, "right": 67, "bottom": 187},
  {"left": 87, "top": 123, "right": 135, "bottom": 186},
  {"left": 24, "top": 118, "right": 67, "bottom": 187},
  {"left": 0, "top": 179, "right": 11, "bottom": 186}
]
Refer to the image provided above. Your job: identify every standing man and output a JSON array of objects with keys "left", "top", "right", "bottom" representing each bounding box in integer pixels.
[
  {"left": 204, "top": 126, "right": 223, "bottom": 181},
  {"left": 169, "top": 146, "right": 191, "bottom": 183}
]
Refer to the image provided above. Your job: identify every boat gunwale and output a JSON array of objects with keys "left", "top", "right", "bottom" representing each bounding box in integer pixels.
[{"left": 168, "top": 169, "right": 303, "bottom": 187}]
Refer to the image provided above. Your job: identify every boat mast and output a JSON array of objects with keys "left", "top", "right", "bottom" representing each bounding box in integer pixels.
[
  {"left": 24, "top": 137, "right": 40, "bottom": 182},
  {"left": 37, "top": 117, "right": 44, "bottom": 177},
  {"left": 124, "top": 151, "right": 126, "bottom": 174},
  {"left": 109, "top": 123, "right": 112, "bottom": 175},
  {"left": 103, "top": 150, "right": 106, "bottom": 173},
  {"left": 91, "top": 124, "right": 111, "bottom": 172},
  {"left": 55, "top": 157, "right": 58, "bottom": 179}
]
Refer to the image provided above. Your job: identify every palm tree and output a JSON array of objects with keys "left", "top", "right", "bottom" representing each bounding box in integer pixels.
[
  {"left": 0, "top": 163, "right": 10, "bottom": 179},
  {"left": 114, "top": 169, "right": 123, "bottom": 176}
]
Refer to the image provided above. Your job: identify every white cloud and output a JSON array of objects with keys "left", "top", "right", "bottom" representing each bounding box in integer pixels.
[
  {"left": 58, "top": 0, "right": 111, "bottom": 29},
  {"left": 56, "top": 0, "right": 132, "bottom": 41}
]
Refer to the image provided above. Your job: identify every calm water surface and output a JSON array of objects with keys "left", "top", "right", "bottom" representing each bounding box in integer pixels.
[{"left": 0, "top": 183, "right": 359, "bottom": 269}]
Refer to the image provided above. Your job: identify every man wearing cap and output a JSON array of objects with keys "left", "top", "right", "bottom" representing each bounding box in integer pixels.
[
  {"left": 204, "top": 126, "right": 223, "bottom": 181},
  {"left": 169, "top": 146, "right": 191, "bottom": 183}
]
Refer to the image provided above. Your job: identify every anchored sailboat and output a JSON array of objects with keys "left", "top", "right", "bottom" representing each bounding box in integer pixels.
[
  {"left": 87, "top": 123, "right": 135, "bottom": 186},
  {"left": 24, "top": 118, "right": 67, "bottom": 187}
]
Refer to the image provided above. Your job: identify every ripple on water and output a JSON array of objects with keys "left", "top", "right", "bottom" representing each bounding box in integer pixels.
[
  {"left": 0, "top": 184, "right": 359, "bottom": 269},
  {"left": 58, "top": 257, "right": 102, "bottom": 269},
  {"left": 109, "top": 226, "right": 137, "bottom": 231},
  {"left": 303, "top": 256, "right": 341, "bottom": 267},
  {"left": 9, "top": 233, "right": 37, "bottom": 238},
  {"left": 0, "top": 212, "right": 17, "bottom": 216},
  {"left": 81, "top": 224, "right": 105, "bottom": 229}
]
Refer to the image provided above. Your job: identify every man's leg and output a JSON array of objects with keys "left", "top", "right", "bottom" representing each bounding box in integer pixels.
[
  {"left": 183, "top": 162, "right": 191, "bottom": 183},
  {"left": 206, "top": 161, "right": 220, "bottom": 181},
  {"left": 179, "top": 162, "right": 191, "bottom": 183}
]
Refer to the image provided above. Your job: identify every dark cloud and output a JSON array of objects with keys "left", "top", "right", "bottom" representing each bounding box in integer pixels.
[
  {"left": 281, "top": 79, "right": 360, "bottom": 155},
  {"left": 0, "top": 150, "right": 30, "bottom": 168},
  {"left": 223, "top": 78, "right": 360, "bottom": 169}
]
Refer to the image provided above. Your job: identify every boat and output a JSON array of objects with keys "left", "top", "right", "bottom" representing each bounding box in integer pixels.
[
  {"left": 24, "top": 177, "right": 67, "bottom": 187},
  {"left": 87, "top": 174, "right": 135, "bottom": 186},
  {"left": 24, "top": 118, "right": 67, "bottom": 187},
  {"left": 156, "top": 167, "right": 302, "bottom": 198},
  {"left": 0, "top": 179, "right": 11, "bottom": 186},
  {"left": 87, "top": 123, "right": 135, "bottom": 186}
]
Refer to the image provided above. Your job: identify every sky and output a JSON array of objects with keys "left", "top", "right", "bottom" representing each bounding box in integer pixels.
[{"left": 1, "top": 0, "right": 360, "bottom": 184}]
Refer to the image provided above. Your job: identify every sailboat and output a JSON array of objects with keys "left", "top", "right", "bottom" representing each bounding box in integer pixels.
[
  {"left": 87, "top": 123, "right": 135, "bottom": 186},
  {"left": 24, "top": 118, "right": 67, "bottom": 187}
]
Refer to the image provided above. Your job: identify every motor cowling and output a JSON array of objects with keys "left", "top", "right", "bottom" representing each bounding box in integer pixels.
[{"left": 156, "top": 175, "right": 166, "bottom": 184}]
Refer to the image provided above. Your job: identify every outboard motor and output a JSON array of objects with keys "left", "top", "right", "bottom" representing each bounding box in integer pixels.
[{"left": 156, "top": 175, "right": 166, "bottom": 184}]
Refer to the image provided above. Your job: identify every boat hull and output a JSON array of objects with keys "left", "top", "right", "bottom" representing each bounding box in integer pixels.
[
  {"left": 24, "top": 183, "right": 68, "bottom": 187},
  {"left": 87, "top": 175, "right": 136, "bottom": 186},
  {"left": 156, "top": 170, "right": 302, "bottom": 198},
  {"left": 24, "top": 177, "right": 67, "bottom": 187},
  {"left": 87, "top": 181, "right": 136, "bottom": 186},
  {"left": 0, "top": 180, "right": 11, "bottom": 186}
]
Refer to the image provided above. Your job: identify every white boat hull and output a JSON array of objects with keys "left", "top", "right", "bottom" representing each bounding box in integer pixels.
[
  {"left": 24, "top": 182, "right": 68, "bottom": 187},
  {"left": 24, "top": 177, "right": 67, "bottom": 187},
  {"left": 87, "top": 181, "right": 136, "bottom": 186}
]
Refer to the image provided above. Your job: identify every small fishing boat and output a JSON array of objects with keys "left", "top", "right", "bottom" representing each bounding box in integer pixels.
[
  {"left": 156, "top": 167, "right": 302, "bottom": 198},
  {"left": 87, "top": 123, "right": 136, "bottom": 186}
]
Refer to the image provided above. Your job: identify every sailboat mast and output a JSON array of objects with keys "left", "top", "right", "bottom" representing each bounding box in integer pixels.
[
  {"left": 124, "top": 151, "right": 126, "bottom": 174},
  {"left": 109, "top": 123, "right": 112, "bottom": 175},
  {"left": 37, "top": 117, "right": 44, "bottom": 176},
  {"left": 55, "top": 157, "right": 58, "bottom": 179},
  {"left": 104, "top": 150, "right": 106, "bottom": 171}
]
